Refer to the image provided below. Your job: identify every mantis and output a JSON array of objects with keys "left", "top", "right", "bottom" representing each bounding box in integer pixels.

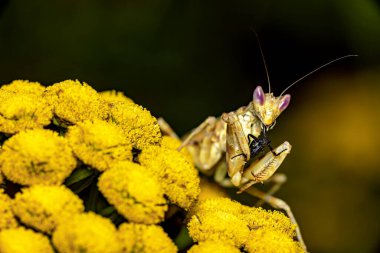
[{"left": 158, "top": 54, "right": 356, "bottom": 252}]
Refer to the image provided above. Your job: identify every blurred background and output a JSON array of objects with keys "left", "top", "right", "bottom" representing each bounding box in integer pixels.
[{"left": 0, "top": 0, "right": 379, "bottom": 252}]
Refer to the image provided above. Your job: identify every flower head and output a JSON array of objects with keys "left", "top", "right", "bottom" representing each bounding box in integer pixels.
[
  {"left": 245, "top": 228, "right": 305, "bottom": 253},
  {"left": 118, "top": 223, "right": 177, "bottom": 253},
  {"left": 188, "top": 209, "right": 250, "bottom": 247},
  {"left": 0, "top": 227, "right": 54, "bottom": 253},
  {"left": 161, "top": 136, "right": 193, "bottom": 164},
  {"left": 67, "top": 119, "right": 132, "bottom": 171},
  {"left": 52, "top": 212, "right": 121, "bottom": 253},
  {"left": 139, "top": 145, "right": 200, "bottom": 210},
  {"left": 0, "top": 80, "right": 52, "bottom": 134},
  {"left": 0, "top": 80, "right": 45, "bottom": 95},
  {"left": 0, "top": 129, "right": 77, "bottom": 185},
  {"left": 240, "top": 205, "right": 296, "bottom": 238},
  {"left": 187, "top": 197, "right": 297, "bottom": 249},
  {"left": 45, "top": 80, "right": 104, "bottom": 125},
  {"left": 100, "top": 90, "right": 134, "bottom": 104},
  {"left": 103, "top": 101, "right": 161, "bottom": 149},
  {"left": 0, "top": 189, "right": 18, "bottom": 230},
  {"left": 187, "top": 241, "right": 240, "bottom": 253},
  {"left": 12, "top": 185, "right": 84, "bottom": 234},
  {"left": 98, "top": 161, "right": 167, "bottom": 224},
  {"left": 198, "top": 177, "right": 229, "bottom": 201}
]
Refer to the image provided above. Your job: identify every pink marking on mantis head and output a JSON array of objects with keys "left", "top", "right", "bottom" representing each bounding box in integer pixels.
[
  {"left": 253, "top": 86, "right": 265, "bottom": 105},
  {"left": 279, "top": 94, "right": 291, "bottom": 112}
]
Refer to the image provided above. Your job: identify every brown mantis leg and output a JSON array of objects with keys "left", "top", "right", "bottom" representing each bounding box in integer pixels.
[
  {"left": 157, "top": 117, "right": 179, "bottom": 139},
  {"left": 254, "top": 173, "right": 287, "bottom": 207},
  {"left": 177, "top": 116, "right": 216, "bottom": 151},
  {"left": 245, "top": 187, "right": 307, "bottom": 252}
]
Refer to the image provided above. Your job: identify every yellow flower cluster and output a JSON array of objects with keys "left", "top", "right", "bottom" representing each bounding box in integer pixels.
[
  {"left": 98, "top": 161, "right": 167, "bottom": 224},
  {"left": 67, "top": 119, "right": 133, "bottom": 171},
  {"left": 103, "top": 101, "right": 161, "bottom": 150},
  {"left": 118, "top": 223, "right": 177, "bottom": 253},
  {"left": 99, "top": 90, "right": 134, "bottom": 104},
  {"left": 0, "top": 80, "right": 52, "bottom": 134},
  {"left": 187, "top": 241, "right": 240, "bottom": 253},
  {"left": 52, "top": 212, "right": 121, "bottom": 253},
  {"left": 187, "top": 198, "right": 303, "bottom": 252},
  {"left": 139, "top": 145, "right": 200, "bottom": 210},
  {"left": 0, "top": 227, "right": 54, "bottom": 253},
  {"left": 0, "top": 189, "right": 18, "bottom": 230},
  {"left": 0, "top": 129, "right": 77, "bottom": 185},
  {"left": 12, "top": 185, "right": 84, "bottom": 234},
  {"left": 245, "top": 228, "right": 304, "bottom": 253},
  {"left": 161, "top": 135, "right": 193, "bottom": 164},
  {"left": 45, "top": 80, "right": 104, "bottom": 125}
]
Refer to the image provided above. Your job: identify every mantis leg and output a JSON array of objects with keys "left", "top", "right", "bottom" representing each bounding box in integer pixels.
[
  {"left": 245, "top": 187, "right": 307, "bottom": 252},
  {"left": 157, "top": 117, "right": 179, "bottom": 139},
  {"left": 254, "top": 173, "right": 287, "bottom": 207},
  {"left": 177, "top": 116, "right": 216, "bottom": 151}
]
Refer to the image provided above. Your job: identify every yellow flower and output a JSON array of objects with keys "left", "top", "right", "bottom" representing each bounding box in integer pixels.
[
  {"left": 198, "top": 177, "right": 229, "bottom": 201},
  {"left": 187, "top": 241, "right": 240, "bottom": 253},
  {"left": 161, "top": 136, "right": 193, "bottom": 164},
  {"left": 118, "top": 223, "right": 177, "bottom": 253},
  {"left": 240, "top": 205, "right": 296, "bottom": 238},
  {"left": 187, "top": 210, "right": 250, "bottom": 247},
  {"left": 98, "top": 161, "right": 167, "bottom": 224},
  {"left": 52, "top": 212, "right": 121, "bottom": 253},
  {"left": 190, "top": 197, "right": 296, "bottom": 238},
  {"left": 103, "top": 101, "right": 161, "bottom": 149},
  {"left": 12, "top": 185, "right": 84, "bottom": 234},
  {"left": 0, "top": 129, "right": 77, "bottom": 185},
  {"left": 0, "top": 227, "right": 54, "bottom": 253},
  {"left": 139, "top": 146, "right": 200, "bottom": 210},
  {"left": 0, "top": 189, "right": 18, "bottom": 230},
  {"left": 67, "top": 119, "right": 133, "bottom": 171},
  {"left": 0, "top": 80, "right": 45, "bottom": 95},
  {"left": 100, "top": 90, "right": 134, "bottom": 104},
  {"left": 188, "top": 198, "right": 297, "bottom": 249},
  {"left": 245, "top": 229, "right": 305, "bottom": 253},
  {"left": 0, "top": 80, "right": 52, "bottom": 134},
  {"left": 45, "top": 80, "right": 104, "bottom": 125}
]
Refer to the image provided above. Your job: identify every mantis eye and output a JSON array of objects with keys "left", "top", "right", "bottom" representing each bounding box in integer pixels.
[
  {"left": 253, "top": 86, "right": 265, "bottom": 105},
  {"left": 279, "top": 94, "right": 291, "bottom": 112}
]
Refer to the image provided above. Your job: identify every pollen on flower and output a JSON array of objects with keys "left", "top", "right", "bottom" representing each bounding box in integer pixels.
[
  {"left": 239, "top": 205, "right": 296, "bottom": 238},
  {"left": 0, "top": 129, "right": 77, "bottom": 186},
  {"left": 0, "top": 227, "right": 54, "bottom": 253},
  {"left": 187, "top": 241, "right": 240, "bottom": 253},
  {"left": 118, "top": 223, "right": 177, "bottom": 253},
  {"left": 187, "top": 210, "right": 250, "bottom": 247},
  {"left": 245, "top": 228, "right": 305, "bottom": 253},
  {"left": 67, "top": 119, "right": 133, "bottom": 171},
  {"left": 45, "top": 80, "right": 104, "bottom": 125},
  {"left": 52, "top": 212, "right": 121, "bottom": 253},
  {"left": 139, "top": 145, "right": 200, "bottom": 210},
  {"left": 0, "top": 189, "right": 18, "bottom": 230},
  {"left": 198, "top": 178, "right": 229, "bottom": 201},
  {"left": 0, "top": 80, "right": 52, "bottom": 134},
  {"left": 12, "top": 185, "right": 84, "bottom": 234},
  {"left": 103, "top": 101, "right": 161, "bottom": 150},
  {"left": 0, "top": 80, "right": 45, "bottom": 95},
  {"left": 161, "top": 135, "right": 193, "bottom": 164},
  {"left": 100, "top": 90, "right": 134, "bottom": 104},
  {"left": 98, "top": 161, "right": 167, "bottom": 224}
]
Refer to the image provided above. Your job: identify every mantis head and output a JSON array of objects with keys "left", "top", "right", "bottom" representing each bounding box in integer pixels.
[{"left": 251, "top": 86, "right": 291, "bottom": 128}]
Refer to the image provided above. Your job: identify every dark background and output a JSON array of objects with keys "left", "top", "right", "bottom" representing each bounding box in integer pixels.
[{"left": 1, "top": 1, "right": 379, "bottom": 252}]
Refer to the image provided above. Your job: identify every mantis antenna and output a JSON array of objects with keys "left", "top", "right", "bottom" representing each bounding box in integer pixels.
[
  {"left": 253, "top": 31, "right": 272, "bottom": 94},
  {"left": 279, "top": 54, "right": 358, "bottom": 96}
]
